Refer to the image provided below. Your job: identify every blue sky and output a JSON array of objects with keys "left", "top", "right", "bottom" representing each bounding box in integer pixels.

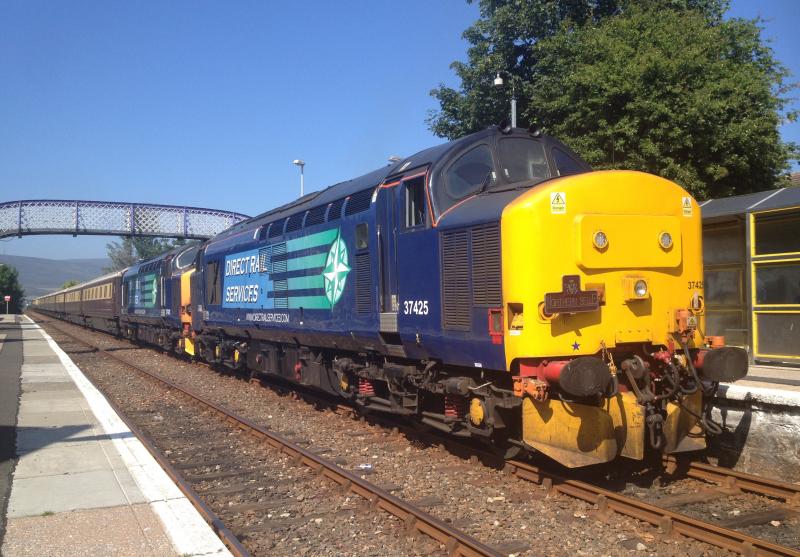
[{"left": 1, "top": 0, "right": 798, "bottom": 260}]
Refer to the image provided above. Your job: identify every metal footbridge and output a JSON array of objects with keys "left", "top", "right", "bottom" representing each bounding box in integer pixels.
[{"left": 0, "top": 200, "right": 250, "bottom": 240}]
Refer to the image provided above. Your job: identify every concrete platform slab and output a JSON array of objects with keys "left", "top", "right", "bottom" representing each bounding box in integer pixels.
[
  {"left": 16, "top": 397, "right": 90, "bottom": 414},
  {"left": 14, "top": 442, "right": 128, "bottom": 479},
  {"left": 21, "top": 355, "right": 62, "bottom": 365},
  {"left": 16, "top": 409, "right": 98, "bottom": 428},
  {"left": 3, "top": 504, "right": 178, "bottom": 557},
  {"left": 14, "top": 424, "right": 104, "bottom": 452},
  {"left": 21, "top": 382, "right": 87, "bottom": 396},
  {"left": 8, "top": 468, "right": 147, "bottom": 517}
]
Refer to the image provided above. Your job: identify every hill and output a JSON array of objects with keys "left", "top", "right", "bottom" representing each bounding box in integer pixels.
[{"left": 0, "top": 255, "right": 112, "bottom": 300}]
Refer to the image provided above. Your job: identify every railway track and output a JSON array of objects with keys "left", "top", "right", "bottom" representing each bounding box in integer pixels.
[
  {"left": 33, "top": 313, "right": 800, "bottom": 557},
  {"left": 504, "top": 459, "right": 799, "bottom": 557},
  {"left": 39, "top": 318, "right": 499, "bottom": 557}
]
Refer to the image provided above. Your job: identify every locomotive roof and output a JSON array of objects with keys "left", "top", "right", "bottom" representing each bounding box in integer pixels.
[
  {"left": 124, "top": 241, "right": 198, "bottom": 276},
  {"left": 212, "top": 126, "right": 551, "bottom": 241}
]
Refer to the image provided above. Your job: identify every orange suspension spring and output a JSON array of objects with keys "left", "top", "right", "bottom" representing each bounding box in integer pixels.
[
  {"left": 444, "top": 394, "right": 467, "bottom": 419},
  {"left": 358, "top": 378, "right": 375, "bottom": 397}
]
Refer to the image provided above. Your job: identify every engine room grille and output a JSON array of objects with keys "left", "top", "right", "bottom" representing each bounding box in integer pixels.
[
  {"left": 285, "top": 212, "right": 304, "bottom": 233},
  {"left": 471, "top": 225, "right": 501, "bottom": 306},
  {"left": 327, "top": 199, "right": 345, "bottom": 221},
  {"left": 268, "top": 218, "right": 286, "bottom": 238},
  {"left": 441, "top": 230, "right": 471, "bottom": 330},
  {"left": 305, "top": 205, "right": 327, "bottom": 227},
  {"left": 344, "top": 188, "right": 374, "bottom": 216},
  {"left": 355, "top": 253, "right": 373, "bottom": 314}
]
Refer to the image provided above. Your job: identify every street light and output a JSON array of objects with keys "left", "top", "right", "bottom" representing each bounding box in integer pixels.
[
  {"left": 292, "top": 159, "right": 305, "bottom": 197},
  {"left": 493, "top": 72, "right": 516, "bottom": 128}
]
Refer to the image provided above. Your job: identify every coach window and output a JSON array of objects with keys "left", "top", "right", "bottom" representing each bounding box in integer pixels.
[{"left": 403, "top": 177, "right": 426, "bottom": 229}]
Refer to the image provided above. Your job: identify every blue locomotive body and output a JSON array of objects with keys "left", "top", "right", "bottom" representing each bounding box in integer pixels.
[{"left": 189, "top": 137, "right": 523, "bottom": 377}]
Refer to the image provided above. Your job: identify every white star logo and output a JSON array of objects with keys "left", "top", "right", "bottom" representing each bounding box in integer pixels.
[{"left": 323, "top": 231, "right": 350, "bottom": 306}]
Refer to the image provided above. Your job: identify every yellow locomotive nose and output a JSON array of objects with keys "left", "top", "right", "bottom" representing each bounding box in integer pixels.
[
  {"left": 501, "top": 169, "right": 703, "bottom": 363},
  {"left": 501, "top": 170, "right": 707, "bottom": 467}
]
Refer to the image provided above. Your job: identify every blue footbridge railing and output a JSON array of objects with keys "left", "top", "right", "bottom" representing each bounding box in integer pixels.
[{"left": 0, "top": 200, "right": 250, "bottom": 240}]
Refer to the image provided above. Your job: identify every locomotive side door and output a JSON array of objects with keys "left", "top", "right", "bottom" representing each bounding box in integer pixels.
[{"left": 375, "top": 185, "right": 399, "bottom": 331}]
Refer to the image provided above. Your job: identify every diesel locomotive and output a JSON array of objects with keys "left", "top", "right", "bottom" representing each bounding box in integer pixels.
[{"left": 32, "top": 126, "right": 749, "bottom": 468}]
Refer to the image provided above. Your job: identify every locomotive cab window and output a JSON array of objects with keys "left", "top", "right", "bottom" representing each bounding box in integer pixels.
[
  {"left": 444, "top": 145, "right": 495, "bottom": 204},
  {"left": 552, "top": 147, "right": 587, "bottom": 177},
  {"left": 403, "top": 177, "right": 426, "bottom": 229},
  {"left": 498, "top": 138, "right": 550, "bottom": 183}
]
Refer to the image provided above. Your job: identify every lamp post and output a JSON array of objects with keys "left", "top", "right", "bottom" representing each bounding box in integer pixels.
[
  {"left": 493, "top": 72, "right": 516, "bottom": 128},
  {"left": 292, "top": 159, "right": 305, "bottom": 197}
]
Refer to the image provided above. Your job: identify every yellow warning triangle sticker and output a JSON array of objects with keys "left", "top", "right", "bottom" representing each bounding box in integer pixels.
[
  {"left": 550, "top": 191, "right": 566, "bottom": 214},
  {"left": 681, "top": 196, "right": 692, "bottom": 216}
]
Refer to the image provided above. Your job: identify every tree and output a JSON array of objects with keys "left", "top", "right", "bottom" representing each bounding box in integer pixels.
[
  {"left": 429, "top": 0, "right": 798, "bottom": 198},
  {"left": 0, "top": 264, "right": 25, "bottom": 313},
  {"left": 61, "top": 280, "right": 79, "bottom": 289},
  {"left": 105, "top": 237, "right": 186, "bottom": 272}
]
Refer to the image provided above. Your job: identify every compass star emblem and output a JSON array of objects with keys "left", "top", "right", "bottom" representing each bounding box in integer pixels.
[{"left": 322, "top": 230, "right": 350, "bottom": 306}]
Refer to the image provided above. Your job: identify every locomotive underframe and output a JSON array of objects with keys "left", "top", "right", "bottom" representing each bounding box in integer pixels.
[{"left": 34, "top": 307, "right": 725, "bottom": 466}]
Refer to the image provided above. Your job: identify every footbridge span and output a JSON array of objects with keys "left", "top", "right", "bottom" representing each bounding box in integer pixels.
[{"left": 0, "top": 200, "right": 249, "bottom": 240}]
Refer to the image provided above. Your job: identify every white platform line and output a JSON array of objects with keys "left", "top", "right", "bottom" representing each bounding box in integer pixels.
[{"left": 23, "top": 316, "right": 231, "bottom": 557}]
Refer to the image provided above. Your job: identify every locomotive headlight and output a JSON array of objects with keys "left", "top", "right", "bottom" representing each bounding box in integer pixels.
[
  {"left": 658, "top": 231, "right": 673, "bottom": 249},
  {"left": 592, "top": 230, "right": 609, "bottom": 250},
  {"left": 623, "top": 276, "right": 649, "bottom": 300}
]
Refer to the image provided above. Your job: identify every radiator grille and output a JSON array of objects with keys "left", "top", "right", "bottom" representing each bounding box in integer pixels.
[
  {"left": 355, "top": 253, "right": 373, "bottom": 314},
  {"left": 327, "top": 199, "right": 345, "bottom": 221},
  {"left": 285, "top": 212, "right": 304, "bottom": 233},
  {"left": 441, "top": 230, "right": 471, "bottom": 330},
  {"left": 345, "top": 188, "right": 374, "bottom": 216},
  {"left": 305, "top": 205, "right": 327, "bottom": 227},
  {"left": 268, "top": 218, "right": 286, "bottom": 238},
  {"left": 471, "top": 225, "right": 502, "bottom": 306}
]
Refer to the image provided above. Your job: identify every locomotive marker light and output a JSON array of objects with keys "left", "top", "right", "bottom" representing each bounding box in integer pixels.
[
  {"left": 592, "top": 230, "right": 609, "bottom": 250},
  {"left": 658, "top": 231, "right": 673, "bottom": 249}
]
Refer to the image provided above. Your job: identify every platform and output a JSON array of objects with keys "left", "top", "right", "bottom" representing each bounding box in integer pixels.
[
  {"left": 718, "top": 363, "right": 800, "bottom": 408},
  {"left": 0, "top": 315, "right": 231, "bottom": 557}
]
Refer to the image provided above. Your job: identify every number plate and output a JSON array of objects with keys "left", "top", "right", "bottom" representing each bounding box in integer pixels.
[{"left": 544, "top": 275, "right": 599, "bottom": 314}]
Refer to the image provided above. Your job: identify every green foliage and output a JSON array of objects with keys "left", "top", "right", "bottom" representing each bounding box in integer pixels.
[
  {"left": 0, "top": 264, "right": 25, "bottom": 313},
  {"left": 105, "top": 237, "right": 186, "bottom": 272},
  {"left": 429, "top": 0, "right": 797, "bottom": 198},
  {"left": 61, "top": 279, "right": 80, "bottom": 289}
]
